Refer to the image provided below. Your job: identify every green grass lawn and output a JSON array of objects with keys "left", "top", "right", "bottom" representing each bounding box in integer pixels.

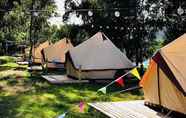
[{"left": 0, "top": 56, "right": 143, "bottom": 118}]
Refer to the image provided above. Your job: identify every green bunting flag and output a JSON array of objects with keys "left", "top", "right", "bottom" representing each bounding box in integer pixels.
[
  {"left": 130, "top": 68, "right": 141, "bottom": 80},
  {"left": 97, "top": 67, "right": 141, "bottom": 94},
  {"left": 98, "top": 87, "right": 107, "bottom": 94}
]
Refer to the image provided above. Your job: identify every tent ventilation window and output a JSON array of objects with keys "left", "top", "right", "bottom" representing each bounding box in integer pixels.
[
  {"left": 66, "top": 39, "right": 69, "bottom": 44},
  {"left": 102, "top": 34, "right": 107, "bottom": 41}
]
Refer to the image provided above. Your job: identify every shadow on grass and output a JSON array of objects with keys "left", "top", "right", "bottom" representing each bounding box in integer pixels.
[
  {"left": 0, "top": 56, "right": 115, "bottom": 117},
  {"left": 0, "top": 66, "right": 14, "bottom": 71},
  {"left": 0, "top": 75, "right": 70, "bottom": 118},
  {"left": 0, "top": 66, "right": 143, "bottom": 118},
  {"left": 0, "top": 56, "right": 16, "bottom": 64},
  {"left": 0, "top": 66, "right": 27, "bottom": 72},
  {"left": 0, "top": 95, "right": 21, "bottom": 118},
  {"left": 66, "top": 110, "right": 107, "bottom": 118}
]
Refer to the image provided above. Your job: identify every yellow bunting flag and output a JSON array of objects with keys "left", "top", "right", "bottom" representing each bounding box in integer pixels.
[
  {"left": 130, "top": 68, "right": 141, "bottom": 80},
  {"left": 98, "top": 87, "right": 106, "bottom": 94}
]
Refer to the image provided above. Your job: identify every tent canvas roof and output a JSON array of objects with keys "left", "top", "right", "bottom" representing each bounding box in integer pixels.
[
  {"left": 153, "top": 33, "right": 186, "bottom": 95},
  {"left": 32, "top": 41, "right": 49, "bottom": 60},
  {"left": 69, "top": 32, "right": 134, "bottom": 70},
  {"left": 43, "top": 38, "right": 73, "bottom": 63}
]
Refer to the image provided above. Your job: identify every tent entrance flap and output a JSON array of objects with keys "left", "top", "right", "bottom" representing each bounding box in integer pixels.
[
  {"left": 152, "top": 51, "right": 186, "bottom": 96},
  {"left": 157, "top": 64, "right": 161, "bottom": 105}
]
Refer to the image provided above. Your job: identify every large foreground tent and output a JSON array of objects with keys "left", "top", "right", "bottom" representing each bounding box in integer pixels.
[
  {"left": 140, "top": 34, "right": 186, "bottom": 114},
  {"left": 32, "top": 41, "right": 50, "bottom": 64},
  {"left": 66, "top": 32, "right": 134, "bottom": 79},
  {"left": 42, "top": 38, "right": 73, "bottom": 69}
]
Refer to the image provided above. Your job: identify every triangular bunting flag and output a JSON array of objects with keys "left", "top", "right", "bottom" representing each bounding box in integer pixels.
[
  {"left": 98, "top": 87, "right": 106, "bottom": 94},
  {"left": 130, "top": 68, "right": 141, "bottom": 80},
  {"left": 142, "top": 60, "right": 149, "bottom": 69},
  {"left": 58, "top": 112, "right": 67, "bottom": 118},
  {"left": 115, "top": 77, "right": 124, "bottom": 87},
  {"left": 79, "top": 101, "right": 85, "bottom": 112}
]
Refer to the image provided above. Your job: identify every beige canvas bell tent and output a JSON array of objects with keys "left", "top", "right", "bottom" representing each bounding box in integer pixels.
[
  {"left": 32, "top": 41, "right": 50, "bottom": 64},
  {"left": 42, "top": 38, "right": 73, "bottom": 69},
  {"left": 66, "top": 32, "right": 134, "bottom": 80},
  {"left": 140, "top": 34, "right": 186, "bottom": 115}
]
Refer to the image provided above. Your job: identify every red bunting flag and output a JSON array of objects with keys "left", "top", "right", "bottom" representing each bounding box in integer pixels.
[{"left": 115, "top": 76, "right": 124, "bottom": 87}]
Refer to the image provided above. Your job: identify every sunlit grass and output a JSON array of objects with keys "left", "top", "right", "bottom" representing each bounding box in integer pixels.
[
  {"left": 0, "top": 56, "right": 143, "bottom": 118},
  {"left": 0, "top": 56, "right": 16, "bottom": 64},
  {"left": 0, "top": 70, "right": 30, "bottom": 79},
  {"left": 0, "top": 62, "right": 27, "bottom": 69}
]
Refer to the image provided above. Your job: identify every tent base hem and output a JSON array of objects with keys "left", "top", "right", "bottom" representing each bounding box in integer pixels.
[
  {"left": 144, "top": 101, "right": 186, "bottom": 116},
  {"left": 45, "top": 63, "right": 65, "bottom": 69},
  {"left": 67, "top": 75, "right": 115, "bottom": 80}
]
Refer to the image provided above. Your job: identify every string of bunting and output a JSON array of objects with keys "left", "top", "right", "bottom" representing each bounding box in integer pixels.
[
  {"left": 97, "top": 60, "right": 149, "bottom": 94},
  {"left": 57, "top": 60, "right": 149, "bottom": 117},
  {"left": 97, "top": 67, "right": 141, "bottom": 94}
]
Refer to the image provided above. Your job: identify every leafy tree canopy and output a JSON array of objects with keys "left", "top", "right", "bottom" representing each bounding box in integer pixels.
[
  {"left": 0, "top": 0, "right": 56, "bottom": 55},
  {"left": 63, "top": 0, "right": 186, "bottom": 64}
]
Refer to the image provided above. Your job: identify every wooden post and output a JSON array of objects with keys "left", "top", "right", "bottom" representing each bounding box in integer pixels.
[
  {"left": 29, "top": 0, "right": 35, "bottom": 61},
  {"left": 78, "top": 65, "right": 82, "bottom": 81},
  {"left": 45, "top": 58, "right": 48, "bottom": 73}
]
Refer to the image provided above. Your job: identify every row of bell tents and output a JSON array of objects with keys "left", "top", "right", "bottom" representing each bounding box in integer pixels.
[
  {"left": 30, "top": 32, "right": 186, "bottom": 115},
  {"left": 43, "top": 38, "right": 73, "bottom": 69},
  {"left": 31, "top": 32, "right": 134, "bottom": 79},
  {"left": 31, "top": 38, "right": 73, "bottom": 68}
]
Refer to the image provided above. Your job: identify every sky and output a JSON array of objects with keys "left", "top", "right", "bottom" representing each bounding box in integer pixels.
[{"left": 48, "top": 0, "right": 82, "bottom": 26}]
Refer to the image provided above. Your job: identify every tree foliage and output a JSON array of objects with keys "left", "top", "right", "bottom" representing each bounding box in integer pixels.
[
  {"left": 140, "top": 0, "right": 186, "bottom": 43},
  {"left": 0, "top": 0, "right": 56, "bottom": 55},
  {"left": 63, "top": 0, "right": 186, "bottom": 64}
]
